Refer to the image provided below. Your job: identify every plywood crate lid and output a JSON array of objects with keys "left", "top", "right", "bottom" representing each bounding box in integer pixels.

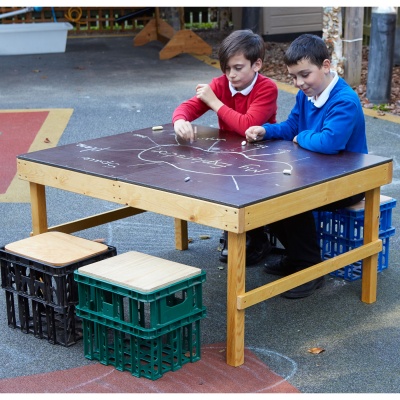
[
  {"left": 345, "top": 195, "right": 394, "bottom": 211},
  {"left": 5, "top": 232, "right": 109, "bottom": 266},
  {"left": 77, "top": 251, "right": 202, "bottom": 293}
]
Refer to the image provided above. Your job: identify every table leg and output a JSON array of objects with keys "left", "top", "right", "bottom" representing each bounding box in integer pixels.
[
  {"left": 226, "top": 231, "right": 246, "bottom": 366},
  {"left": 30, "top": 182, "right": 48, "bottom": 235},
  {"left": 174, "top": 218, "right": 188, "bottom": 250},
  {"left": 361, "top": 187, "right": 381, "bottom": 303}
]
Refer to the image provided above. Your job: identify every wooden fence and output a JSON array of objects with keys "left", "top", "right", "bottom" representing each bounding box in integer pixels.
[
  {"left": 0, "top": 7, "right": 154, "bottom": 34},
  {"left": 0, "top": 7, "right": 217, "bottom": 34}
]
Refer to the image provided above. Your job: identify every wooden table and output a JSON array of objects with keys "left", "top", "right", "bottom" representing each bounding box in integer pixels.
[{"left": 16, "top": 124, "right": 393, "bottom": 367}]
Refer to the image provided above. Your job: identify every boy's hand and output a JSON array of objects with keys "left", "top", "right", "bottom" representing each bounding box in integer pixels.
[
  {"left": 245, "top": 126, "right": 266, "bottom": 142},
  {"left": 196, "top": 84, "right": 223, "bottom": 112},
  {"left": 174, "top": 119, "right": 196, "bottom": 143}
]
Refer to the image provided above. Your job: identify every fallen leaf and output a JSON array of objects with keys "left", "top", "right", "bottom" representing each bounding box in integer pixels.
[
  {"left": 188, "top": 237, "right": 193, "bottom": 243},
  {"left": 308, "top": 347, "right": 325, "bottom": 354},
  {"left": 199, "top": 235, "right": 210, "bottom": 240},
  {"left": 32, "top": 69, "right": 40, "bottom": 73},
  {"left": 218, "top": 266, "right": 224, "bottom": 270},
  {"left": 44, "top": 138, "right": 51, "bottom": 143},
  {"left": 363, "top": 103, "right": 374, "bottom": 109}
]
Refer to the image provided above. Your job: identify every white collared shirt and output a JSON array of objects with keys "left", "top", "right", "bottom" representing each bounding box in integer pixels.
[
  {"left": 308, "top": 70, "right": 339, "bottom": 108},
  {"left": 229, "top": 72, "right": 258, "bottom": 97}
]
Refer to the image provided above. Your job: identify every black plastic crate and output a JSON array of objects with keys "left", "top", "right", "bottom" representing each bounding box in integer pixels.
[
  {"left": 0, "top": 245, "right": 117, "bottom": 307},
  {"left": 1, "top": 240, "right": 116, "bottom": 346},
  {"left": 5, "top": 289, "right": 82, "bottom": 346}
]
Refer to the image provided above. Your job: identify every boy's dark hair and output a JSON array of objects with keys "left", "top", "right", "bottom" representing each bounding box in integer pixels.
[
  {"left": 218, "top": 29, "right": 265, "bottom": 72},
  {"left": 283, "top": 34, "right": 330, "bottom": 68}
]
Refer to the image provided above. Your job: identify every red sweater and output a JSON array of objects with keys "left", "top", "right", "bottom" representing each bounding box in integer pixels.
[{"left": 172, "top": 74, "right": 278, "bottom": 137}]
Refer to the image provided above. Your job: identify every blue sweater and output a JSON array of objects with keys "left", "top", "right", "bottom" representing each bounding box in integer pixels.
[{"left": 262, "top": 77, "right": 368, "bottom": 154}]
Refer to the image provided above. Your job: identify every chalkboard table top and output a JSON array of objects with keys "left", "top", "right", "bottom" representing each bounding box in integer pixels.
[{"left": 17, "top": 124, "right": 391, "bottom": 208}]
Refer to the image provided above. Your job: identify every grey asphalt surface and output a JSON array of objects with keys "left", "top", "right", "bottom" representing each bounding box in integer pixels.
[{"left": 0, "top": 35, "right": 399, "bottom": 394}]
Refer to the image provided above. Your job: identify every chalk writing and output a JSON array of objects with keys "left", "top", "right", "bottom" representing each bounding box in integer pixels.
[
  {"left": 80, "top": 157, "right": 119, "bottom": 168},
  {"left": 76, "top": 143, "right": 110, "bottom": 153},
  {"left": 203, "top": 137, "right": 226, "bottom": 142},
  {"left": 150, "top": 148, "right": 232, "bottom": 169},
  {"left": 239, "top": 164, "right": 270, "bottom": 174}
]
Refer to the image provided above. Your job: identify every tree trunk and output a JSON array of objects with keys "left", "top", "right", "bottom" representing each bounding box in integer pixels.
[
  {"left": 343, "top": 7, "right": 364, "bottom": 87},
  {"left": 218, "top": 7, "right": 231, "bottom": 31},
  {"left": 160, "top": 7, "right": 181, "bottom": 31},
  {"left": 322, "top": 7, "right": 344, "bottom": 76}
]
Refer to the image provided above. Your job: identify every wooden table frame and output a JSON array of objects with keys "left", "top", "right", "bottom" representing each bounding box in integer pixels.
[{"left": 17, "top": 137, "right": 393, "bottom": 367}]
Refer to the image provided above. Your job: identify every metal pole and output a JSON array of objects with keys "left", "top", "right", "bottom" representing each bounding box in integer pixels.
[
  {"left": 0, "top": 7, "right": 34, "bottom": 19},
  {"left": 366, "top": 7, "right": 397, "bottom": 104},
  {"left": 241, "top": 7, "right": 261, "bottom": 33}
]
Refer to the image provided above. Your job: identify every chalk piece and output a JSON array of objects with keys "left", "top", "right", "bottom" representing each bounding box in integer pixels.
[
  {"left": 241, "top": 140, "right": 246, "bottom": 146},
  {"left": 184, "top": 177, "right": 190, "bottom": 182},
  {"left": 152, "top": 125, "right": 163, "bottom": 131},
  {"left": 283, "top": 169, "right": 292, "bottom": 175}
]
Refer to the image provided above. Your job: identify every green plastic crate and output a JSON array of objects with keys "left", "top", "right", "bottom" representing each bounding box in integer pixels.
[
  {"left": 74, "top": 270, "right": 206, "bottom": 330},
  {"left": 76, "top": 305, "right": 206, "bottom": 339},
  {"left": 82, "top": 317, "right": 202, "bottom": 380}
]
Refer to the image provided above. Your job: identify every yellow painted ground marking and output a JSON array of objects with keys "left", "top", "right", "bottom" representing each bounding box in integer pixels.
[{"left": 0, "top": 108, "right": 73, "bottom": 203}]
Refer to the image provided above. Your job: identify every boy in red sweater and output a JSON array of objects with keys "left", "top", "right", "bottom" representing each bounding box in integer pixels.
[{"left": 172, "top": 29, "right": 278, "bottom": 265}]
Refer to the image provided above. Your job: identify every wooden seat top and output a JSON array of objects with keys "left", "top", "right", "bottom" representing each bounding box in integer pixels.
[
  {"left": 5, "top": 232, "right": 109, "bottom": 266},
  {"left": 344, "top": 195, "right": 393, "bottom": 211},
  {"left": 77, "top": 251, "right": 202, "bottom": 293}
]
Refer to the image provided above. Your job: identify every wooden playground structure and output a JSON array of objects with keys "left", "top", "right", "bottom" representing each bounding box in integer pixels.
[{"left": 133, "top": 7, "right": 212, "bottom": 60}]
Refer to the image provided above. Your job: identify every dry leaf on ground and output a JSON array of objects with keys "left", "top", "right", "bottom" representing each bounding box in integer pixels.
[{"left": 308, "top": 347, "right": 325, "bottom": 354}]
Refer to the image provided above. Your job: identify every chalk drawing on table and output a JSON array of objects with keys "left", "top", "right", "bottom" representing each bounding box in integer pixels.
[
  {"left": 80, "top": 157, "right": 120, "bottom": 168},
  {"left": 74, "top": 133, "right": 310, "bottom": 190}
]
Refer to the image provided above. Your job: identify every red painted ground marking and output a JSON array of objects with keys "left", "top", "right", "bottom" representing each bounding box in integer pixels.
[
  {"left": 0, "top": 111, "right": 49, "bottom": 194},
  {"left": 0, "top": 343, "right": 299, "bottom": 393}
]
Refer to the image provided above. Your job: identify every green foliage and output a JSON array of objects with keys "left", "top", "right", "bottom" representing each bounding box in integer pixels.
[
  {"left": 372, "top": 103, "right": 391, "bottom": 112},
  {"left": 184, "top": 22, "right": 217, "bottom": 30}
]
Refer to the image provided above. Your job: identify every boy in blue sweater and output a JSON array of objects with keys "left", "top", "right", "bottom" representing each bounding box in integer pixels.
[{"left": 245, "top": 34, "right": 368, "bottom": 299}]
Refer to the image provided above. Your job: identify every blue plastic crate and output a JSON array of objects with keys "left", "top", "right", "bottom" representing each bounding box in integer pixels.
[
  {"left": 314, "top": 195, "right": 396, "bottom": 241},
  {"left": 318, "top": 227, "right": 396, "bottom": 281}
]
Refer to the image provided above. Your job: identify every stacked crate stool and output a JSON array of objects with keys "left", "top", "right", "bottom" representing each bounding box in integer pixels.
[
  {"left": 0, "top": 232, "right": 116, "bottom": 346},
  {"left": 74, "top": 251, "right": 207, "bottom": 380},
  {"left": 314, "top": 195, "right": 396, "bottom": 281}
]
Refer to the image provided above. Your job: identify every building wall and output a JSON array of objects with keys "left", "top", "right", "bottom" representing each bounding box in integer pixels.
[
  {"left": 232, "top": 7, "right": 323, "bottom": 41},
  {"left": 262, "top": 7, "right": 323, "bottom": 36}
]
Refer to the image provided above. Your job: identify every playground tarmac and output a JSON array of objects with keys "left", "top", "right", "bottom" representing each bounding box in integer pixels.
[{"left": 0, "top": 35, "right": 399, "bottom": 395}]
